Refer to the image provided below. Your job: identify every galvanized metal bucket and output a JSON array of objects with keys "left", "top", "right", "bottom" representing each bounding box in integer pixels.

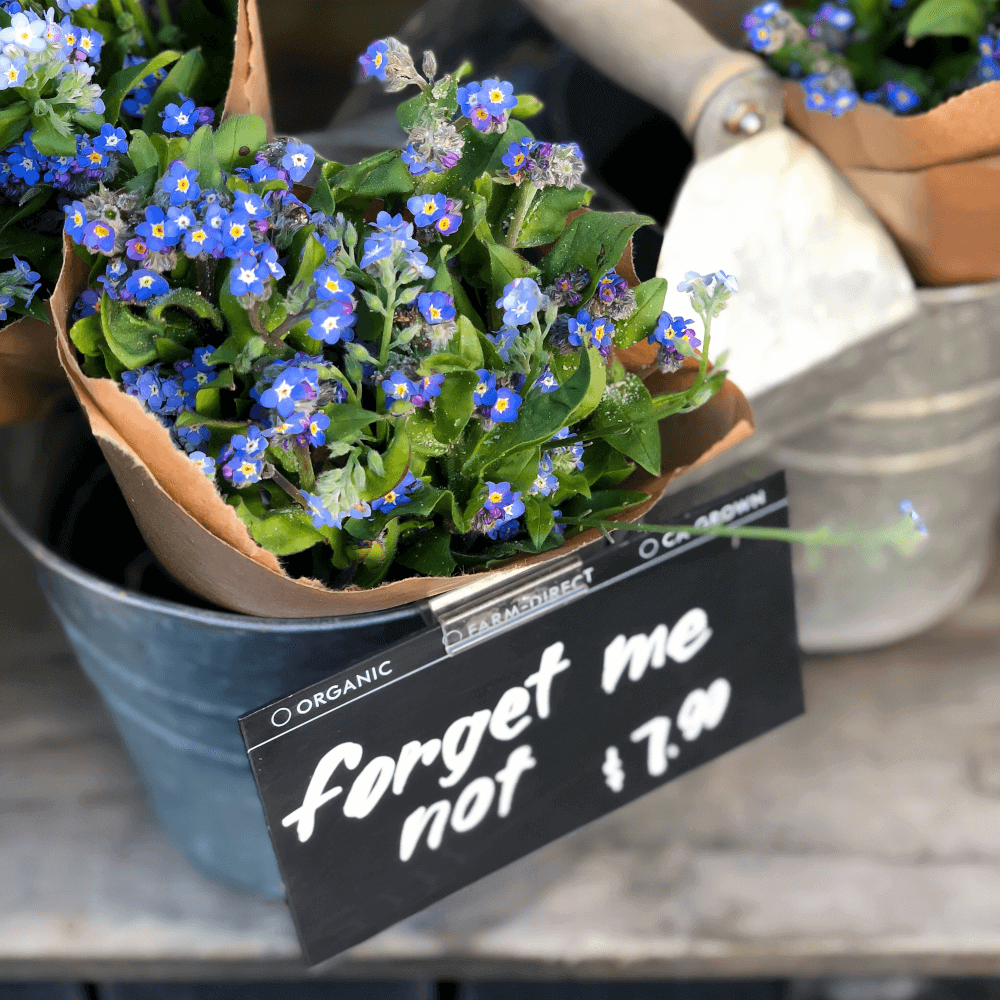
[
  {"left": 0, "top": 402, "right": 426, "bottom": 898},
  {"left": 776, "top": 280, "right": 1000, "bottom": 651},
  {"left": 660, "top": 280, "right": 1000, "bottom": 653}
]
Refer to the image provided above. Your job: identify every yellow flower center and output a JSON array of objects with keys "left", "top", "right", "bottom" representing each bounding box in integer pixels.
[{"left": 495, "top": 398, "right": 509, "bottom": 413}]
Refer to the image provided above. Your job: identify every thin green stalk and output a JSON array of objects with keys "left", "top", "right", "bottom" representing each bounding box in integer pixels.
[
  {"left": 568, "top": 516, "right": 925, "bottom": 556},
  {"left": 505, "top": 181, "right": 537, "bottom": 249},
  {"left": 269, "top": 469, "right": 307, "bottom": 507},
  {"left": 121, "top": 0, "right": 156, "bottom": 48},
  {"left": 155, "top": 0, "right": 173, "bottom": 27}
]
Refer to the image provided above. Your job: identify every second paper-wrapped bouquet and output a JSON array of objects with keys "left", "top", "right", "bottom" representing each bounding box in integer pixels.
[{"left": 52, "top": 37, "right": 754, "bottom": 617}]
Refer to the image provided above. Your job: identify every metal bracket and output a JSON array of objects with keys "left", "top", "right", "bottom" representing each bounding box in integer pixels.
[
  {"left": 692, "top": 67, "right": 784, "bottom": 162},
  {"left": 428, "top": 554, "right": 590, "bottom": 655}
]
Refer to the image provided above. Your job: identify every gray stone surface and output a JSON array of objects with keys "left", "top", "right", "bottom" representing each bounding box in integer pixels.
[{"left": 5, "top": 518, "right": 1000, "bottom": 981}]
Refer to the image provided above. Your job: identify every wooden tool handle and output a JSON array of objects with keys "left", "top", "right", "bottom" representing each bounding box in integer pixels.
[{"left": 520, "top": 0, "right": 762, "bottom": 136}]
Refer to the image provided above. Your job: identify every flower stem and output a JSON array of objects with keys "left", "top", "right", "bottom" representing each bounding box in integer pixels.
[
  {"left": 156, "top": 0, "right": 172, "bottom": 28},
  {"left": 569, "top": 516, "right": 926, "bottom": 556},
  {"left": 505, "top": 181, "right": 537, "bottom": 250},
  {"left": 196, "top": 260, "right": 213, "bottom": 301},
  {"left": 121, "top": 0, "right": 156, "bottom": 49},
  {"left": 269, "top": 469, "right": 306, "bottom": 508}
]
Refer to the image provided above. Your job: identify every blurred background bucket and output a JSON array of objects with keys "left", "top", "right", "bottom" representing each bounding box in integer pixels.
[
  {"left": 659, "top": 280, "right": 1000, "bottom": 653},
  {"left": 0, "top": 401, "right": 427, "bottom": 898},
  {"left": 776, "top": 280, "right": 1000, "bottom": 651}
]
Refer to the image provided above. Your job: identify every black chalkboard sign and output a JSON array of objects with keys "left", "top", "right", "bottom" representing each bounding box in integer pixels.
[{"left": 240, "top": 471, "right": 802, "bottom": 966}]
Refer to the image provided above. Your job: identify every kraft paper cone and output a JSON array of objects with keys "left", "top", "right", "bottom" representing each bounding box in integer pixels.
[
  {"left": 52, "top": 238, "right": 754, "bottom": 618},
  {"left": 0, "top": 313, "right": 68, "bottom": 425},
  {"left": 784, "top": 81, "right": 1000, "bottom": 285},
  {"left": 224, "top": 0, "right": 274, "bottom": 135},
  {"left": 0, "top": 0, "right": 272, "bottom": 428}
]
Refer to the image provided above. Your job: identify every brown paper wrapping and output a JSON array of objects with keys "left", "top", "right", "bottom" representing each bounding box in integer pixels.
[
  {"left": 0, "top": 0, "right": 273, "bottom": 428},
  {"left": 784, "top": 80, "right": 1000, "bottom": 286},
  {"left": 52, "top": 239, "right": 755, "bottom": 618}
]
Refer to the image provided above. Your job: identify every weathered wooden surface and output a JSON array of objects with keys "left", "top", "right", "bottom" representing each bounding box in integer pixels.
[{"left": 5, "top": 516, "right": 1000, "bottom": 982}]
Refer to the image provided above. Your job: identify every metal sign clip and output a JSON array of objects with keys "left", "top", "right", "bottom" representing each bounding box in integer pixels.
[{"left": 428, "top": 555, "right": 588, "bottom": 655}]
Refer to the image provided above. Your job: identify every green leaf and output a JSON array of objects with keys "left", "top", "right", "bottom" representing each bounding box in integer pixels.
[
  {"left": 0, "top": 102, "right": 31, "bottom": 152},
  {"left": 483, "top": 239, "right": 539, "bottom": 303},
  {"left": 292, "top": 228, "right": 326, "bottom": 288},
  {"left": 396, "top": 526, "right": 456, "bottom": 577},
  {"left": 454, "top": 314, "right": 484, "bottom": 369},
  {"left": 418, "top": 352, "right": 473, "bottom": 374},
  {"left": 0, "top": 231, "right": 60, "bottom": 284},
  {"left": 539, "top": 211, "right": 653, "bottom": 297},
  {"left": 69, "top": 314, "right": 104, "bottom": 356},
  {"left": 439, "top": 127, "right": 509, "bottom": 199},
  {"left": 212, "top": 112, "right": 267, "bottom": 170},
  {"left": 174, "top": 411, "right": 246, "bottom": 433},
  {"left": 523, "top": 496, "right": 555, "bottom": 548},
  {"left": 101, "top": 294, "right": 160, "bottom": 369},
  {"left": 125, "top": 166, "right": 158, "bottom": 198},
  {"left": 434, "top": 370, "right": 478, "bottom": 444},
  {"left": 516, "top": 185, "right": 592, "bottom": 248},
  {"left": 565, "top": 345, "right": 608, "bottom": 426},
  {"left": 185, "top": 124, "right": 222, "bottom": 190},
  {"left": 147, "top": 287, "right": 223, "bottom": 327},
  {"left": 510, "top": 94, "right": 544, "bottom": 120},
  {"left": 308, "top": 171, "right": 335, "bottom": 215},
  {"left": 588, "top": 374, "right": 660, "bottom": 475},
  {"left": 361, "top": 425, "right": 411, "bottom": 501},
  {"left": 906, "top": 0, "right": 981, "bottom": 40},
  {"left": 142, "top": 49, "right": 206, "bottom": 133},
  {"left": 321, "top": 402, "right": 383, "bottom": 438},
  {"left": 195, "top": 386, "right": 222, "bottom": 417},
  {"left": 397, "top": 93, "right": 426, "bottom": 130},
  {"left": 0, "top": 189, "right": 48, "bottom": 233},
  {"left": 128, "top": 130, "right": 160, "bottom": 173},
  {"left": 468, "top": 347, "right": 604, "bottom": 473},
  {"left": 331, "top": 149, "right": 414, "bottom": 200},
  {"left": 100, "top": 344, "right": 126, "bottom": 380},
  {"left": 582, "top": 440, "right": 635, "bottom": 488},
  {"left": 148, "top": 133, "right": 170, "bottom": 171},
  {"left": 218, "top": 261, "right": 260, "bottom": 345},
  {"left": 560, "top": 489, "right": 650, "bottom": 520},
  {"left": 103, "top": 50, "right": 182, "bottom": 125},
  {"left": 155, "top": 337, "right": 190, "bottom": 362},
  {"left": 552, "top": 471, "right": 591, "bottom": 504},
  {"left": 613, "top": 278, "right": 669, "bottom": 349},
  {"left": 233, "top": 501, "right": 325, "bottom": 556},
  {"left": 483, "top": 120, "right": 536, "bottom": 175},
  {"left": 408, "top": 409, "right": 450, "bottom": 458},
  {"left": 31, "top": 116, "right": 76, "bottom": 157}
]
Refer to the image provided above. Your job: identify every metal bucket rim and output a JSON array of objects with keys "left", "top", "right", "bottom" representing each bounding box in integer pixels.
[
  {"left": 0, "top": 496, "right": 427, "bottom": 631},
  {"left": 916, "top": 277, "right": 1000, "bottom": 305}
]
